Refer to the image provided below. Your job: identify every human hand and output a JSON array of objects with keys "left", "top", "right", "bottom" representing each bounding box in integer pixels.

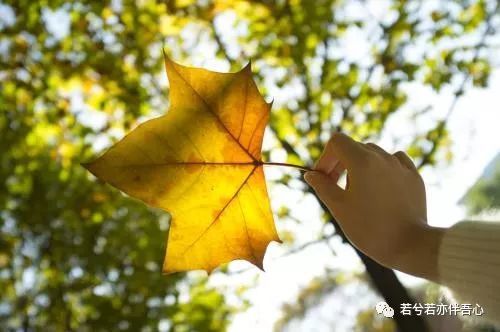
[{"left": 304, "top": 133, "right": 445, "bottom": 281}]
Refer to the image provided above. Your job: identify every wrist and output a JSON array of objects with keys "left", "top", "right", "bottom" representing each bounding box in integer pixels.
[{"left": 392, "top": 224, "right": 446, "bottom": 282}]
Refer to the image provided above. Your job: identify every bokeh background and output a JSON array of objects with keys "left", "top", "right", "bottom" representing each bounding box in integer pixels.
[{"left": 1, "top": 0, "right": 499, "bottom": 331}]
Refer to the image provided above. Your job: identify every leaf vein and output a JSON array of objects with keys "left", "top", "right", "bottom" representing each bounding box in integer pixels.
[
  {"left": 238, "top": 77, "right": 248, "bottom": 140},
  {"left": 172, "top": 122, "right": 205, "bottom": 161},
  {"left": 237, "top": 195, "right": 258, "bottom": 262},
  {"left": 247, "top": 111, "right": 267, "bottom": 156},
  {"left": 168, "top": 61, "right": 255, "bottom": 161},
  {"left": 180, "top": 166, "right": 257, "bottom": 255}
]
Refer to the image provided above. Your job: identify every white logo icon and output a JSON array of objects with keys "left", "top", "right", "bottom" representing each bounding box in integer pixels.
[{"left": 375, "top": 301, "right": 394, "bottom": 318}]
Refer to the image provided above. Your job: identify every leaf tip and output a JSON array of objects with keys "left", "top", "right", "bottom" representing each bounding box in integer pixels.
[
  {"left": 162, "top": 49, "right": 177, "bottom": 69},
  {"left": 267, "top": 98, "right": 274, "bottom": 108},
  {"left": 161, "top": 269, "right": 178, "bottom": 276},
  {"left": 241, "top": 60, "right": 252, "bottom": 74},
  {"left": 254, "top": 260, "right": 265, "bottom": 272},
  {"left": 80, "top": 160, "right": 98, "bottom": 177},
  {"left": 162, "top": 263, "right": 179, "bottom": 275},
  {"left": 81, "top": 160, "right": 96, "bottom": 174}
]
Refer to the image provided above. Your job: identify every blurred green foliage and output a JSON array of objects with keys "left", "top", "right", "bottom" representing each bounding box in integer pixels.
[
  {"left": 0, "top": 0, "right": 498, "bottom": 330},
  {"left": 463, "top": 154, "right": 500, "bottom": 216}
]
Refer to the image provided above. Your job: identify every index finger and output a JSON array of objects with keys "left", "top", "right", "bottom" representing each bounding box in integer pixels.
[{"left": 315, "top": 133, "right": 367, "bottom": 173}]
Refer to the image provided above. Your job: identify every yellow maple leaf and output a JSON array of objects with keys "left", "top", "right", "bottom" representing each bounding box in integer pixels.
[{"left": 84, "top": 55, "right": 282, "bottom": 273}]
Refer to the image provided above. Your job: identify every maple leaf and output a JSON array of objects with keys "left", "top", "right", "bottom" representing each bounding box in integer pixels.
[{"left": 84, "top": 55, "right": 283, "bottom": 274}]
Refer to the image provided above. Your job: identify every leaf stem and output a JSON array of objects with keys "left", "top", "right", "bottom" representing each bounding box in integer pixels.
[{"left": 261, "top": 162, "right": 313, "bottom": 172}]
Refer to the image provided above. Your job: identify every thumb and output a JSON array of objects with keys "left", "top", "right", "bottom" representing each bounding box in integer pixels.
[{"left": 304, "top": 171, "right": 344, "bottom": 209}]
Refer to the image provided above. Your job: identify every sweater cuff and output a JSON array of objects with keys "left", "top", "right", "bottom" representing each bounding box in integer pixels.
[{"left": 438, "top": 221, "right": 500, "bottom": 325}]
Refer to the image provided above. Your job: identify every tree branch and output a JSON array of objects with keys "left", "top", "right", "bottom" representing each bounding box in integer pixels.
[
  {"left": 315, "top": 197, "right": 430, "bottom": 332},
  {"left": 211, "top": 19, "right": 232, "bottom": 64}
]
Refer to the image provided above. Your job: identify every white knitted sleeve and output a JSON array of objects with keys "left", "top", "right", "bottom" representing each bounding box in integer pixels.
[{"left": 438, "top": 221, "right": 500, "bottom": 326}]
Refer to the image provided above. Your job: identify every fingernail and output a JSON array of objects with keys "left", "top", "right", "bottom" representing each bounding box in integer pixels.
[{"left": 304, "top": 171, "right": 313, "bottom": 185}]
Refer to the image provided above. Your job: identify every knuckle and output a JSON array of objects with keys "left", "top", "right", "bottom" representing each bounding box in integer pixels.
[
  {"left": 328, "top": 132, "right": 344, "bottom": 148},
  {"left": 394, "top": 150, "right": 405, "bottom": 157}
]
